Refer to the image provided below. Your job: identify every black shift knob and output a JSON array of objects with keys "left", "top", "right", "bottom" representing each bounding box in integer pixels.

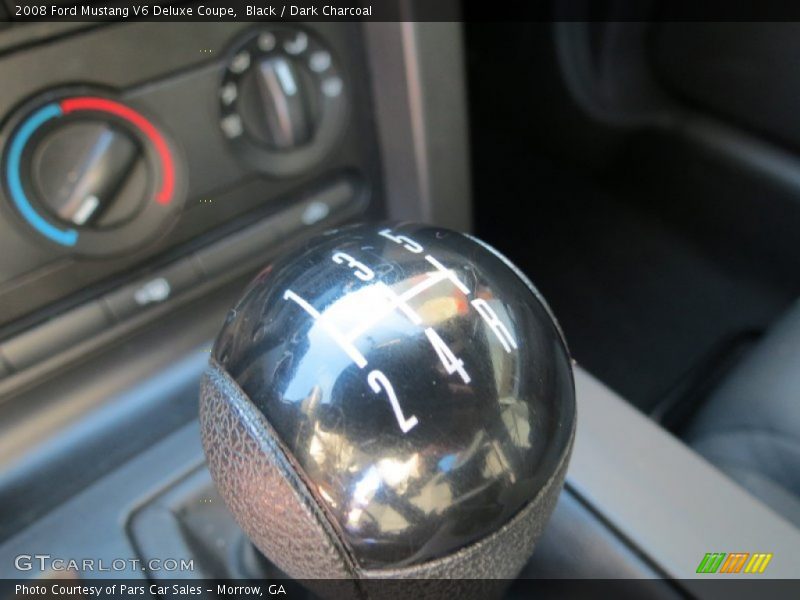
[{"left": 200, "top": 223, "right": 575, "bottom": 580}]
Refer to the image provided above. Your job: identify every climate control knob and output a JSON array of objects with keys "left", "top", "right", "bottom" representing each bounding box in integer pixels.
[
  {"left": 238, "top": 54, "right": 316, "bottom": 149},
  {"left": 32, "top": 119, "right": 147, "bottom": 228},
  {"left": 2, "top": 93, "right": 183, "bottom": 255},
  {"left": 219, "top": 27, "right": 347, "bottom": 177}
]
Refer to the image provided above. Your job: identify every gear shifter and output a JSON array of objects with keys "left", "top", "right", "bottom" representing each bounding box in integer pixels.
[{"left": 200, "top": 223, "right": 575, "bottom": 580}]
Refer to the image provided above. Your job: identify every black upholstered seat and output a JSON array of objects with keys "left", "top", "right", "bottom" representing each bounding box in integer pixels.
[{"left": 685, "top": 301, "right": 800, "bottom": 527}]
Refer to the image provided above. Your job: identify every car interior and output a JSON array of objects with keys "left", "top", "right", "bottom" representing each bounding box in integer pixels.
[{"left": 0, "top": 5, "right": 798, "bottom": 598}]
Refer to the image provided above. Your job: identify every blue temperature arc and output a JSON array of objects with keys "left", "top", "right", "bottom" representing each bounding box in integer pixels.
[{"left": 6, "top": 103, "right": 79, "bottom": 246}]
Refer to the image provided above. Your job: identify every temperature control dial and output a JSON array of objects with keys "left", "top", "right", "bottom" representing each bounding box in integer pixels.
[
  {"left": 201, "top": 223, "right": 576, "bottom": 579},
  {"left": 219, "top": 27, "right": 347, "bottom": 176},
  {"left": 2, "top": 92, "right": 183, "bottom": 256}
]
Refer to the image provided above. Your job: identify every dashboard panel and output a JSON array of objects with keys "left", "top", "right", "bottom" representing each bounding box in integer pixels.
[{"left": 0, "top": 21, "right": 384, "bottom": 391}]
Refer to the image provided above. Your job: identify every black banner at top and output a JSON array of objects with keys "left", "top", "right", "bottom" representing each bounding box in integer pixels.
[{"left": 7, "top": 0, "right": 800, "bottom": 23}]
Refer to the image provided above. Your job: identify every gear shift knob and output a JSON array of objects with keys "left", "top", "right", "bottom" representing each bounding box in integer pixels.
[{"left": 200, "top": 223, "right": 575, "bottom": 580}]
